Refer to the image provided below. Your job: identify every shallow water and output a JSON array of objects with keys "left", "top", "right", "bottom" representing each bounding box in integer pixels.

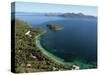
[{"left": 15, "top": 13, "right": 97, "bottom": 68}]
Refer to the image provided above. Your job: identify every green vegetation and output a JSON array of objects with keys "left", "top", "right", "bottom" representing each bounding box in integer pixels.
[
  {"left": 14, "top": 19, "right": 72, "bottom": 73},
  {"left": 47, "top": 23, "right": 64, "bottom": 31}
]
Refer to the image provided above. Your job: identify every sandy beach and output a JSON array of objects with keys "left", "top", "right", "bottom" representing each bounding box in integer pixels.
[{"left": 35, "top": 31, "right": 67, "bottom": 65}]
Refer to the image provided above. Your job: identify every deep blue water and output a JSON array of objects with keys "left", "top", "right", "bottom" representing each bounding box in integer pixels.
[{"left": 15, "top": 13, "right": 97, "bottom": 68}]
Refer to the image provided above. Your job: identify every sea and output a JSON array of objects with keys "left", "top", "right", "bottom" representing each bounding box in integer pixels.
[{"left": 14, "top": 12, "right": 97, "bottom": 69}]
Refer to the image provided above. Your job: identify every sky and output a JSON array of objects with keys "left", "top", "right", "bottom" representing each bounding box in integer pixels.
[{"left": 12, "top": 2, "right": 97, "bottom": 16}]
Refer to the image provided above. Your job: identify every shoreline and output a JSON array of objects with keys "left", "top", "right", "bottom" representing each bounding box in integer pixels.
[
  {"left": 34, "top": 30, "right": 96, "bottom": 69},
  {"left": 35, "top": 31, "right": 67, "bottom": 65}
]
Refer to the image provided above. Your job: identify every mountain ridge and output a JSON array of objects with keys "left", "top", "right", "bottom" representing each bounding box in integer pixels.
[{"left": 12, "top": 12, "right": 97, "bottom": 18}]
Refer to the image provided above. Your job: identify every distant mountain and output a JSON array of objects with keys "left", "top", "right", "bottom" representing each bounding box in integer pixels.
[
  {"left": 60, "top": 13, "right": 97, "bottom": 18},
  {"left": 45, "top": 12, "right": 97, "bottom": 18},
  {"left": 12, "top": 12, "right": 97, "bottom": 19}
]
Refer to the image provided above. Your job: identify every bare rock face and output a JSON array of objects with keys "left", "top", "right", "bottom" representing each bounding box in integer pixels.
[
  {"left": 53, "top": 67, "right": 57, "bottom": 71},
  {"left": 27, "top": 64, "right": 31, "bottom": 68},
  {"left": 72, "top": 65, "right": 80, "bottom": 70},
  {"left": 25, "top": 30, "right": 32, "bottom": 37}
]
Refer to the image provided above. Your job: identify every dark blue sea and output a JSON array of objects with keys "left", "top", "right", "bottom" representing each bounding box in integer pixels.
[{"left": 15, "top": 12, "right": 97, "bottom": 69}]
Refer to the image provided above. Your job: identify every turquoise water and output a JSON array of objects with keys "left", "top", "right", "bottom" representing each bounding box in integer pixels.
[
  {"left": 40, "top": 19, "right": 97, "bottom": 69},
  {"left": 15, "top": 13, "right": 97, "bottom": 69}
]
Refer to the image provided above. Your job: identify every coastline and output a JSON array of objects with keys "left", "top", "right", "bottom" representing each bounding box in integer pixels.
[
  {"left": 34, "top": 30, "right": 96, "bottom": 69},
  {"left": 35, "top": 30, "right": 68, "bottom": 65}
]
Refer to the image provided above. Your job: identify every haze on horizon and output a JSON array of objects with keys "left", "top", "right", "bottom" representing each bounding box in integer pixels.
[{"left": 11, "top": 2, "right": 97, "bottom": 17}]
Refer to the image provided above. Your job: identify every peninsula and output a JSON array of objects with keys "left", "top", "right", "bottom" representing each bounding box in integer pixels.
[{"left": 13, "top": 19, "right": 71, "bottom": 73}]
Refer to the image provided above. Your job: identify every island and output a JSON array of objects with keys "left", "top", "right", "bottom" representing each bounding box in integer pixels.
[
  {"left": 44, "top": 12, "right": 97, "bottom": 19},
  {"left": 47, "top": 23, "right": 64, "bottom": 31}
]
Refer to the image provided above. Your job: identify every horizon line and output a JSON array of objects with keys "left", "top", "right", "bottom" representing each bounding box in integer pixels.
[{"left": 11, "top": 12, "right": 97, "bottom": 17}]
